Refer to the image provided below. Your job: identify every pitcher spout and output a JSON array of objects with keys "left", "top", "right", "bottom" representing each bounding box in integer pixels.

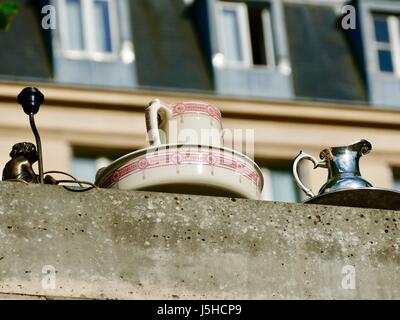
[{"left": 351, "top": 139, "right": 372, "bottom": 156}]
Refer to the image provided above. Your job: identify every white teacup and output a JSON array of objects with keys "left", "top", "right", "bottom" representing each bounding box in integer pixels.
[{"left": 145, "top": 99, "right": 224, "bottom": 147}]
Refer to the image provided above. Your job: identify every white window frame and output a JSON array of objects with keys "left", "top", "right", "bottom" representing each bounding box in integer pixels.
[
  {"left": 262, "top": 8, "right": 276, "bottom": 67},
  {"left": 58, "top": 0, "right": 120, "bottom": 61},
  {"left": 215, "top": 1, "right": 253, "bottom": 68},
  {"left": 372, "top": 13, "right": 400, "bottom": 77}
]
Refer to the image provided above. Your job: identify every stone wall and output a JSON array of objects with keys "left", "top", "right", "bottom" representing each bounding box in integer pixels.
[{"left": 0, "top": 182, "right": 398, "bottom": 299}]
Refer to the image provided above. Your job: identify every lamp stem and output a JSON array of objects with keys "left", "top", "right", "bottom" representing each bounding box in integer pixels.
[{"left": 29, "top": 113, "right": 44, "bottom": 184}]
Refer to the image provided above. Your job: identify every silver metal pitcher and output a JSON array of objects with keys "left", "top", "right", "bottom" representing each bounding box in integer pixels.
[{"left": 293, "top": 139, "right": 373, "bottom": 198}]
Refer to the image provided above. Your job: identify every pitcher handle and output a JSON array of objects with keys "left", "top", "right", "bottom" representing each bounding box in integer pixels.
[
  {"left": 292, "top": 151, "right": 326, "bottom": 198},
  {"left": 145, "top": 99, "right": 172, "bottom": 146}
]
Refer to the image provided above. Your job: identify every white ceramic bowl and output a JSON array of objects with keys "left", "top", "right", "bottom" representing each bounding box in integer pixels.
[{"left": 95, "top": 145, "right": 264, "bottom": 200}]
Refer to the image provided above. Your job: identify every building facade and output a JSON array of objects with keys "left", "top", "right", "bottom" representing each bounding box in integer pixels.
[{"left": 0, "top": 0, "right": 399, "bottom": 203}]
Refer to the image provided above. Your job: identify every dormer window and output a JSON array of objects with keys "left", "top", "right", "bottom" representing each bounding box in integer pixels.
[
  {"left": 59, "top": 0, "right": 119, "bottom": 60},
  {"left": 215, "top": 1, "right": 275, "bottom": 68},
  {"left": 372, "top": 13, "right": 400, "bottom": 76}
]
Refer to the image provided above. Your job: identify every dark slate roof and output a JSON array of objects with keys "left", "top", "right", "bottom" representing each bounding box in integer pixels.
[
  {"left": 129, "top": 0, "right": 213, "bottom": 91},
  {"left": 0, "top": 0, "right": 52, "bottom": 79},
  {"left": 284, "top": 3, "right": 367, "bottom": 103}
]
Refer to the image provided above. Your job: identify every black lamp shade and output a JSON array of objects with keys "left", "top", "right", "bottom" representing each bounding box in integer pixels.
[{"left": 17, "top": 87, "right": 44, "bottom": 115}]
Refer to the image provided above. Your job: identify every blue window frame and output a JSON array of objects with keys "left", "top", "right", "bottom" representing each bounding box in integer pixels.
[
  {"left": 374, "top": 17, "right": 390, "bottom": 43},
  {"left": 378, "top": 49, "right": 394, "bottom": 72},
  {"left": 372, "top": 13, "right": 400, "bottom": 75},
  {"left": 94, "top": 0, "right": 113, "bottom": 52}
]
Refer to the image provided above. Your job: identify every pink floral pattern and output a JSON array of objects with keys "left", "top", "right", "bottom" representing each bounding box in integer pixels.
[
  {"left": 100, "top": 147, "right": 262, "bottom": 190},
  {"left": 172, "top": 102, "right": 222, "bottom": 121}
]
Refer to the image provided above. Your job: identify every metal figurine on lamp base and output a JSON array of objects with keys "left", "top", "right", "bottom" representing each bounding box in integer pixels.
[
  {"left": 2, "top": 87, "right": 97, "bottom": 191},
  {"left": 2, "top": 87, "right": 46, "bottom": 184},
  {"left": 3, "top": 142, "right": 42, "bottom": 183}
]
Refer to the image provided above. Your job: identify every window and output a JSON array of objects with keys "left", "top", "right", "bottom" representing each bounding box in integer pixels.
[
  {"left": 59, "top": 0, "right": 118, "bottom": 59},
  {"left": 72, "top": 156, "right": 111, "bottom": 183},
  {"left": 72, "top": 147, "right": 130, "bottom": 183},
  {"left": 65, "top": 0, "right": 84, "bottom": 51},
  {"left": 216, "top": 2, "right": 252, "bottom": 66},
  {"left": 248, "top": 4, "right": 275, "bottom": 66},
  {"left": 215, "top": 1, "right": 275, "bottom": 68},
  {"left": 372, "top": 13, "right": 400, "bottom": 75},
  {"left": 260, "top": 165, "right": 300, "bottom": 203},
  {"left": 393, "top": 168, "right": 400, "bottom": 191}
]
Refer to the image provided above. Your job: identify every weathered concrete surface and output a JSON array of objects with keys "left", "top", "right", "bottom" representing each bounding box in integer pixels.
[{"left": 0, "top": 182, "right": 398, "bottom": 300}]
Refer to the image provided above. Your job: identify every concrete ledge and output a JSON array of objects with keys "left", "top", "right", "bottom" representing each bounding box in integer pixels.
[{"left": 0, "top": 182, "right": 398, "bottom": 299}]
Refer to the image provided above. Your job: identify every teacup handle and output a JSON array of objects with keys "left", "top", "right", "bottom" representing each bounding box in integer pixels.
[
  {"left": 292, "top": 151, "right": 327, "bottom": 198},
  {"left": 145, "top": 99, "right": 173, "bottom": 146}
]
